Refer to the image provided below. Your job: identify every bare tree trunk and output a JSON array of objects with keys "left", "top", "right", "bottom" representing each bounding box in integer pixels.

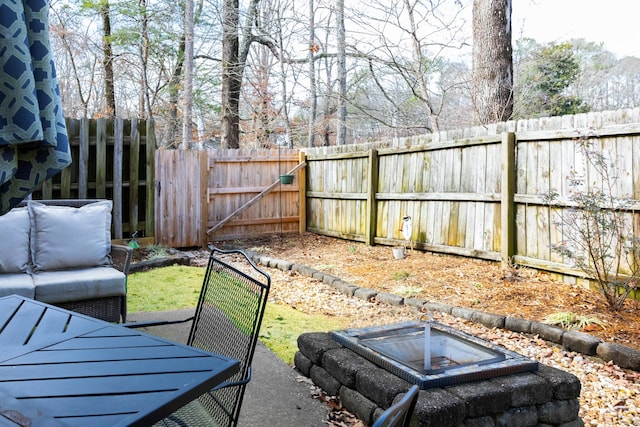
[
  {"left": 165, "top": 36, "right": 185, "bottom": 147},
  {"left": 221, "top": 0, "right": 241, "bottom": 148},
  {"left": 221, "top": 0, "right": 261, "bottom": 148},
  {"left": 472, "top": 0, "right": 513, "bottom": 124},
  {"left": 182, "top": 0, "right": 194, "bottom": 149},
  {"left": 100, "top": 2, "right": 116, "bottom": 117},
  {"left": 275, "top": 5, "right": 293, "bottom": 149},
  {"left": 138, "top": 0, "right": 152, "bottom": 120},
  {"left": 307, "top": 0, "right": 317, "bottom": 148},
  {"left": 335, "top": 0, "right": 346, "bottom": 145}
]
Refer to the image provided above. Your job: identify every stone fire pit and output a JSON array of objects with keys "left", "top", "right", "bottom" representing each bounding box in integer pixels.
[
  {"left": 330, "top": 321, "right": 539, "bottom": 390},
  {"left": 295, "top": 331, "right": 582, "bottom": 426}
]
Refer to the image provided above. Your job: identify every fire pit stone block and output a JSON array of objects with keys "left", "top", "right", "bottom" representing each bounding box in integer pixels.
[
  {"left": 339, "top": 386, "right": 377, "bottom": 425},
  {"left": 413, "top": 388, "right": 466, "bottom": 427},
  {"left": 535, "top": 364, "right": 582, "bottom": 400},
  {"left": 490, "top": 372, "right": 553, "bottom": 406},
  {"left": 446, "top": 380, "right": 511, "bottom": 417},
  {"left": 495, "top": 406, "right": 539, "bottom": 427},
  {"left": 537, "top": 398, "right": 581, "bottom": 424},
  {"left": 297, "top": 332, "right": 341, "bottom": 365},
  {"left": 309, "top": 365, "right": 341, "bottom": 396},
  {"left": 322, "top": 348, "right": 377, "bottom": 388},
  {"left": 355, "top": 367, "right": 412, "bottom": 408}
]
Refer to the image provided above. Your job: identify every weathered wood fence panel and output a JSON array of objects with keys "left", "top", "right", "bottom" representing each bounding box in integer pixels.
[
  {"left": 303, "top": 108, "right": 640, "bottom": 285},
  {"left": 512, "top": 125, "right": 640, "bottom": 282},
  {"left": 154, "top": 149, "right": 207, "bottom": 247},
  {"left": 305, "top": 137, "right": 504, "bottom": 260},
  {"left": 206, "top": 149, "right": 300, "bottom": 242},
  {"left": 36, "top": 118, "right": 156, "bottom": 240}
]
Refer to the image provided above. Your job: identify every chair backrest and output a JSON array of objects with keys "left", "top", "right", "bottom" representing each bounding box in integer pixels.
[
  {"left": 187, "top": 246, "right": 270, "bottom": 427},
  {"left": 372, "top": 385, "right": 420, "bottom": 427}
]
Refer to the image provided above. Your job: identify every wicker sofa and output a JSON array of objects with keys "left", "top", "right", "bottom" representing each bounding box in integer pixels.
[{"left": 0, "top": 199, "right": 132, "bottom": 322}]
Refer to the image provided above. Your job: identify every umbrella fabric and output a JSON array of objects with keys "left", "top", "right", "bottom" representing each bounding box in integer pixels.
[{"left": 0, "top": 0, "right": 71, "bottom": 215}]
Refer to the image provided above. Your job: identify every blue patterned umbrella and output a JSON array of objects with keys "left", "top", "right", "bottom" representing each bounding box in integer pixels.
[{"left": 0, "top": 0, "right": 71, "bottom": 215}]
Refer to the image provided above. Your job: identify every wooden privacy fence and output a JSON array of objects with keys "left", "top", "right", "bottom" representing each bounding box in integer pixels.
[
  {"left": 154, "top": 148, "right": 301, "bottom": 247},
  {"left": 303, "top": 110, "right": 640, "bottom": 286},
  {"left": 152, "top": 108, "right": 640, "bottom": 288},
  {"left": 34, "top": 117, "right": 156, "bottom": 240}
]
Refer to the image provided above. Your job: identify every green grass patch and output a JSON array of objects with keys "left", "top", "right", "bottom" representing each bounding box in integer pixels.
[
  {"left": 127, "top": 266, "right": 348, "bottom": 364},
  {"left": 127, "top": 265, "right": 204, "bottom": 312},
  {"left": 259, "top": 304, "right": 348, "bottom": 365},
  {"left": 391, "top": 270, "right": 412, "bottom": 280}
]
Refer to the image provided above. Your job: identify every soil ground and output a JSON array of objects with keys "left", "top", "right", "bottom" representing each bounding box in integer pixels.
[{"left": 222, "top": 232, "right": 640, "bottom": 352}]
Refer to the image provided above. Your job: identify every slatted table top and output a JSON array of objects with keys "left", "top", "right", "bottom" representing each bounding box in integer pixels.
[{"left": 0, "top": 295, "right": 239, "bottom": 427}]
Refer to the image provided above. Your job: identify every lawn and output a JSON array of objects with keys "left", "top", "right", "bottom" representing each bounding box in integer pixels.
[{"left": 127, "top": 265, "right": 348, "bottom": 364}]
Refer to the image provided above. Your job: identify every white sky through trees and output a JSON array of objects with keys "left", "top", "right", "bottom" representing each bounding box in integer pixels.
[{"left": 512, "top": 0, "right": 639, "bottom": 58}]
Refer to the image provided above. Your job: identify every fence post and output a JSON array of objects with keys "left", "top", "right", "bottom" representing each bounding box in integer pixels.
[
  {"left": 298, "top": 151, "right": 307, "bottom": 234},
  {"left": 96, "top": 118, "right": 107, "bottom": 198},
  {"left": 113, "top": 118, "right": 124, "bottom": 239},
  {"left": 501, "top": 132, "right": 516, "bottom": 267},
  {"left": 365, "top": 149, "right": 379, "bottom": 246},
  {"left": 129, "top": 120, "right": 140, "bottom": 236},
  {"left": 79, "top": 118, "right": 89, "bottom": 199},
  {"left": 145, "top": 119, "right": 156, "bottom": 240}
]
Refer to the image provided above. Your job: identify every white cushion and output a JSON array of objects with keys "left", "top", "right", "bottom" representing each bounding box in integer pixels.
[
  {"left": 33, "top": 267, "right": 126, "bottom": 304},
  {"left": 0, "top": 208, "right": 31, "bottom": 273},
  {"left": 0, "top": 273, "right": 35, "bottom": 298},
  {"left": 29, "top": 201, "right": 112, "bottom": 272}
]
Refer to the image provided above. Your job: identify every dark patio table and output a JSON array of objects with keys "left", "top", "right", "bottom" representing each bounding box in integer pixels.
[{"left": 0, "top": 295, "right": 240, "bottom": 426}]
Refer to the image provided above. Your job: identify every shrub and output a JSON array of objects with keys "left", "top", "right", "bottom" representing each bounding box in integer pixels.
[{"left": 544, "top": 132, "right": 639, "bottom": 310}]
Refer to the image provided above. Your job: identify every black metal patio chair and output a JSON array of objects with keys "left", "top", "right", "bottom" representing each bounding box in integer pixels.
[
  {"left": 126, "top": 246, "right": 270, "bottom": 427},
  {"left": 372, "top": 385, "right": 419, "bottom": 427}
]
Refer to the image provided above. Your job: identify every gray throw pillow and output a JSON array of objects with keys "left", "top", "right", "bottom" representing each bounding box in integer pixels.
[
  {"left": 29, "top": 201, "right": 112, "bottom": 272},
  {"left": 0, "top": 208, "right": 31, "bottom": 273}
]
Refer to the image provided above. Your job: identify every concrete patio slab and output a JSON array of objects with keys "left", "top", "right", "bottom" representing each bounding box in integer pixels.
[{"left": 127, "top": 309, "right": 329, "bottom": 426}]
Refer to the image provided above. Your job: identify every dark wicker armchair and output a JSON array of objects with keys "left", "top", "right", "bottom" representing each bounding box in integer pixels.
[{"left": 127, "top": 246, "right": 271, "bottom": 427}]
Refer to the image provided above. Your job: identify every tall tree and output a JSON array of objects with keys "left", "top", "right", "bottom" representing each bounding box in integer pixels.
[
  {"left": 182, "top": 0, "right": 194, "bottom": 148},
  {"left": 307, "top": 0, "right": 317, "bottom": 147},
  {"left": 472, "top": 0, "right": 513, "bottom": 124},
  {"left": 335, "top": 0, "right": 346, "bottom": 145},
  {"left": 100, "top": 1, "right": 116, "bottom": 116},
  {"left": 515, "top": 42, "right": 589, "bottom": 118},
  {"left": 221, "top": 0, "right": 261, "bottom": 148}
]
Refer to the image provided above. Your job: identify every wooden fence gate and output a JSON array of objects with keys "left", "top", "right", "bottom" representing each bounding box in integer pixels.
[
  {"left": 154, "top": 149, "right": 208, "bottom": 247},
  {"left": 154, "top": 148, "right": 301, "bottom": 247}
]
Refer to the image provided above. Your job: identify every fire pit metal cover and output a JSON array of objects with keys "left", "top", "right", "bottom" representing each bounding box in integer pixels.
[{"left": 331, "top": 320, "right": 538, "bottom": 389}]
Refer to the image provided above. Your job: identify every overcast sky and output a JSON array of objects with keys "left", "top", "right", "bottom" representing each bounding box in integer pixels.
[{"left": 512, "top": 0, "right": 638, "bottom": 58}]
